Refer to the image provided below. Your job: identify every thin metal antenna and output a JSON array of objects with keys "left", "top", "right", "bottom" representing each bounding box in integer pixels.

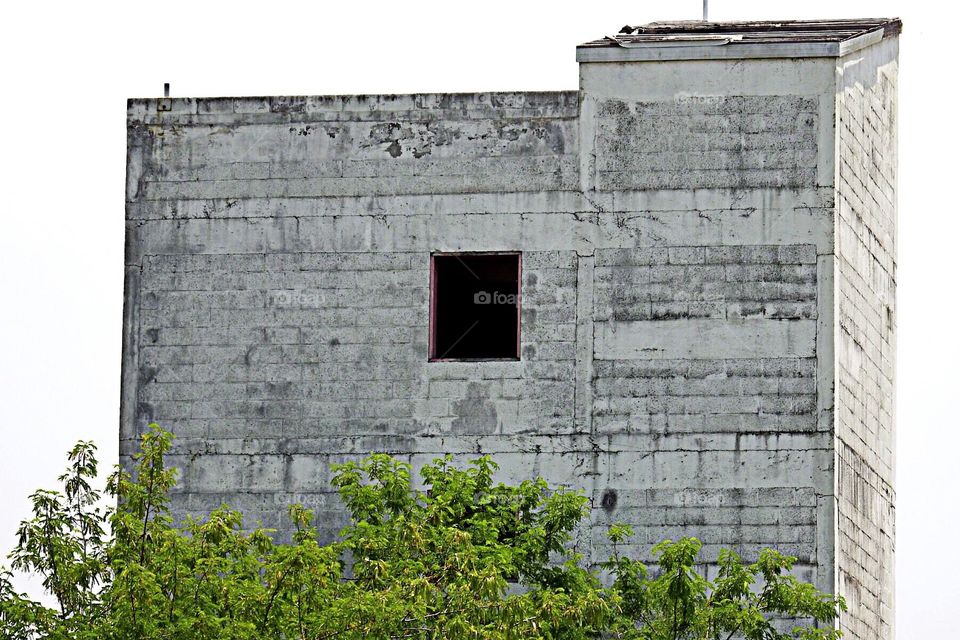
[
  {"left": 163, "top": 82, "right": 170, "bottom": 98},
  {"left": 703, "top": 0, "right": 708, "bottom": 21}
]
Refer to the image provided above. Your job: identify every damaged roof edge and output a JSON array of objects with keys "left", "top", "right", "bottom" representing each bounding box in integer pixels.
[
  {"left": 127, "top": 89, "right": 580, "bottom": 124},
  {"left": 125, "top": 90, "right": 581, "bottom": 122},
  {"left": 577, "top": 18, "right": 901, "bottom": 62}
]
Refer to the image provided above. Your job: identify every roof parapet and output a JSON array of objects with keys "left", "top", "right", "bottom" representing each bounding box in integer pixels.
[{"left": 577, "top": 18, "right": 902, "bottom": 62}]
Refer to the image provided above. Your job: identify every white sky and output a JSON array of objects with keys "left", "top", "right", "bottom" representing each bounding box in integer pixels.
[{"left": 0, "top": 1, "right": 954, "bottom": 636}]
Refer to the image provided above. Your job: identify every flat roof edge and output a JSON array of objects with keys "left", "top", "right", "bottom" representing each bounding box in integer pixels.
[
  {"left": 577, "top": 28, "right": 893, "bottom": 63},
  {"left": 576, "top": 41, "right": 838, "bottom": 62},
  {"left": 837, "top": 28, "right": 885, "bottom": 57},
  {"left": 577, "top": 20, "right": 900, "bottom": 63},
  {"left": 126, "top": 90, "right": 581, "bottom": 122}
]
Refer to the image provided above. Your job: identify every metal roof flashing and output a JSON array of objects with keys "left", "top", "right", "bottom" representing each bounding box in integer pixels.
[{"left": 577, "top": 18, "right": 900, "bottom": 62}]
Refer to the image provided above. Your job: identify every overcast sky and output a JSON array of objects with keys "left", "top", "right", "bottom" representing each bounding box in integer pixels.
[{"left": 1, "top": 0, "right": 955, "bottom": 636}]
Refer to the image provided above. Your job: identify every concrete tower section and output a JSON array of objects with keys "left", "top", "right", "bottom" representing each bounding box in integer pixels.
[{"left": 122, "top": 18, "right": 899, "bottom": 640}]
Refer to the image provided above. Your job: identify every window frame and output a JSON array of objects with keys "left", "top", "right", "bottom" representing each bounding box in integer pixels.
[{"left": 428, "top": 251, "right": 522, "bottom": 362}]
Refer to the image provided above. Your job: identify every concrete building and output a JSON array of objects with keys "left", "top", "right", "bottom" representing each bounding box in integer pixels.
[{"left": 122, "top": 18, "right": 899, "bottom": 639}]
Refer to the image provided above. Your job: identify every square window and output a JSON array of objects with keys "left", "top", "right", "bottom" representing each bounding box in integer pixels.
[{"left": 429, "top": 252, "right": 521, "bottom": 361}]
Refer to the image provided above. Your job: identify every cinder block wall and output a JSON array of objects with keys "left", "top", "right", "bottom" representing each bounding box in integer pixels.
[
  {"left": 834, "top": 38, "right": 898, "bottom": 640},
  {"left": 122, "top": 35, "right": 895, "bottom": 636},
  {"left": 573, "top": 54, "right": 839, "bottom": 585}
]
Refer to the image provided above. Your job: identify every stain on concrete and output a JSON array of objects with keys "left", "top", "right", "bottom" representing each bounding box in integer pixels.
[
  {"left": 451, "top": 382, "right": 498, "bottom": 434},
  {"left": 385, "top": 139, "right": 403, "bottom": 158},
  {"left": 600, "top": 488, "right": 618, "bottom": 512}
]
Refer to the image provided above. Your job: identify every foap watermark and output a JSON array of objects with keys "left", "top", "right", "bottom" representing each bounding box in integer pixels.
[
  {"left": 473, "top": 291, "right": 520, "bottom": 305},
  {"left": 674, "top": 490, "right": 724, "bottom": 509},
  {"left": 274, "top": 492, "right": 326, "bottom": 508},
  {"left": 270, "top": 290, "right": 326, "bottom": 308}
]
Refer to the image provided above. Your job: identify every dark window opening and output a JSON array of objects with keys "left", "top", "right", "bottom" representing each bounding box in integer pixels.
[{"left": 430, "top": 253, "right": 521, "bottom": 361}]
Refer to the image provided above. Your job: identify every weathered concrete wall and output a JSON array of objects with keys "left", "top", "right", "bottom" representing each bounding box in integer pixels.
[
  {"left": 834, "top": 38, "right": 898, "bottom": 640},
  {"left": 574, "top": 55, "right": 837, "bottom": 587},
  {"left": 127, "top": 93, "right": 579, "bottom": 201},
  {"left": 594, "top": 96, "right": 820, "bottom": 190},
  {"left": 122, "top": 38, "right": 894, "bottom": 632}
]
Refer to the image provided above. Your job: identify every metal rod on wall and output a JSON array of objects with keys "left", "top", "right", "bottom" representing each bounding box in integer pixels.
[{"left": 703, "top": 0, "right": 708, "bottom": 21}]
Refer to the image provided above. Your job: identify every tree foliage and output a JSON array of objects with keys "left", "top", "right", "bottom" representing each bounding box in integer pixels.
[{"left": 1, "top": 425, "right": 845, "bottom": 639}]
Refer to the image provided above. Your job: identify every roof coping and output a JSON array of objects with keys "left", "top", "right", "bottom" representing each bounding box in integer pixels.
[{"left": 577, "top": 18, "right": 902, "bottom": 62}]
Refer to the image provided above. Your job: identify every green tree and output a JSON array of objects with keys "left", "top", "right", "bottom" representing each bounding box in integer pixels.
[
  {"left": 1, "top": 425, "right": 844, "bottom": 639},
  {"left": 602, "top": 525, "right": 845, "bottom": 640}
]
